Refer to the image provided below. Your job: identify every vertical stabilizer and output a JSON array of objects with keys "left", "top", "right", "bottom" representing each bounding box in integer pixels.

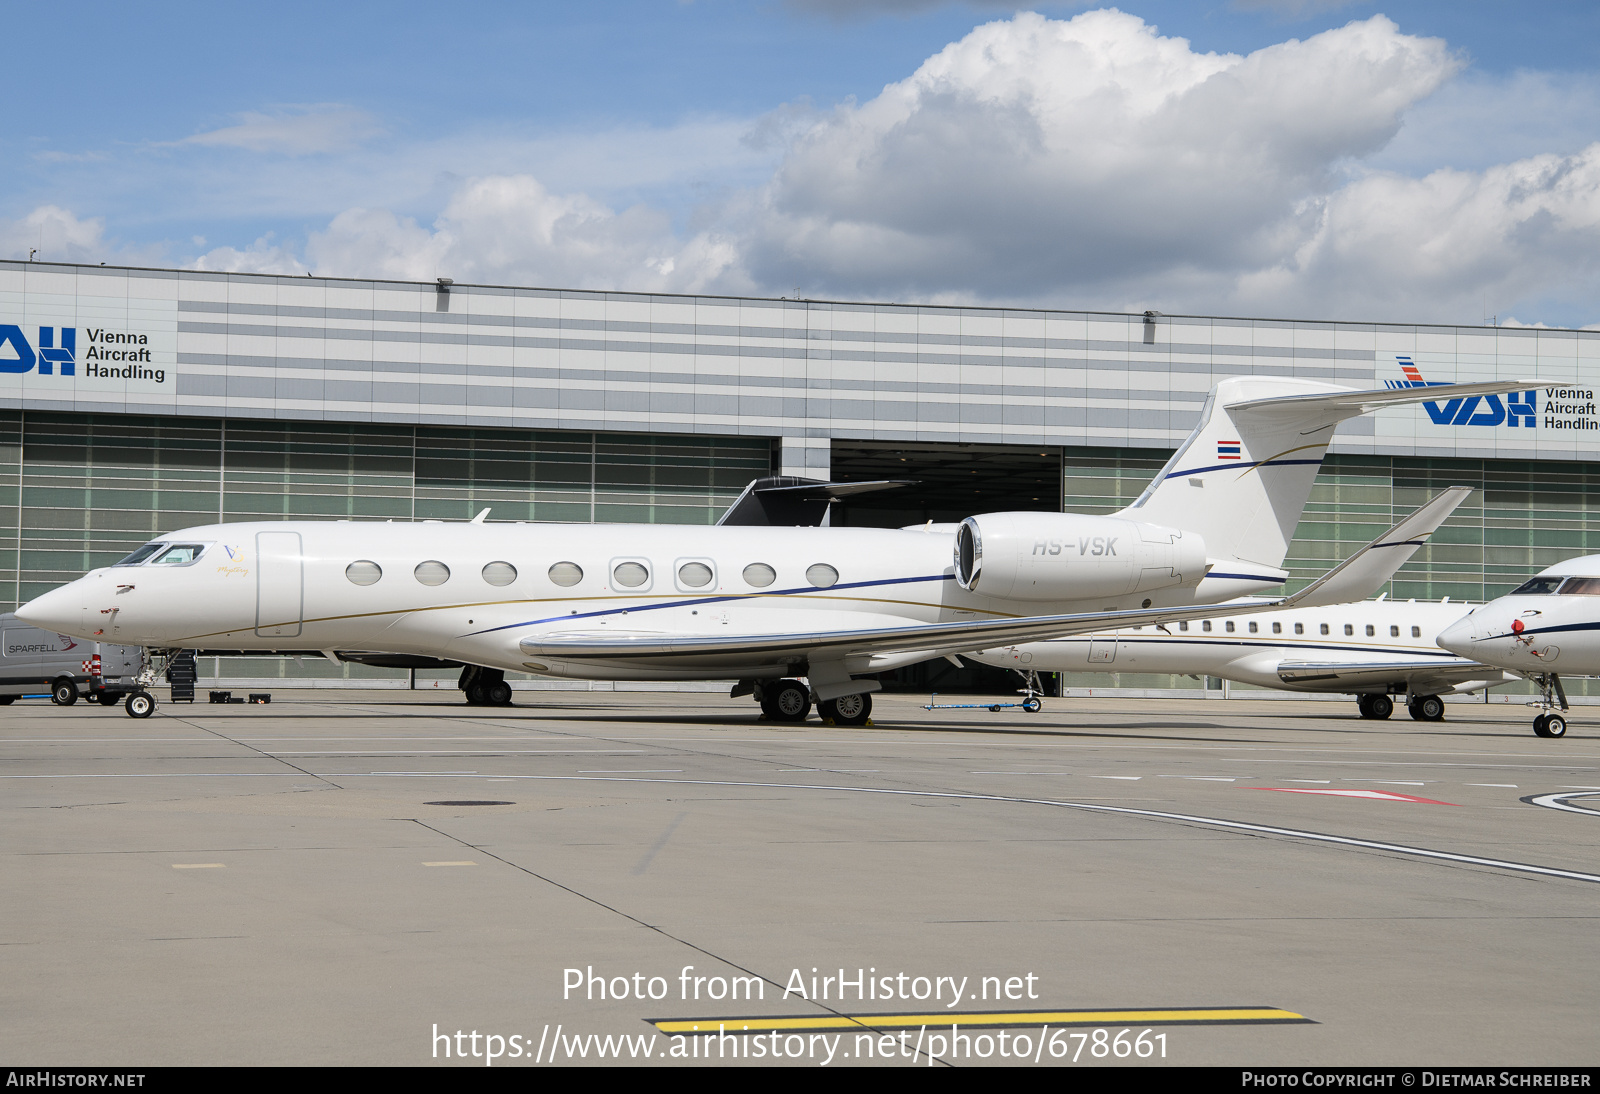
[{"left": 1118, "top": 376, "right": 1539, "bottom": 572}]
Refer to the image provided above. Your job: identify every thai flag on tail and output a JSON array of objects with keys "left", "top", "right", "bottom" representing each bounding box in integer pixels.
[{"left": 1217, "top": 441, "right": 1241, "bottom": 460}]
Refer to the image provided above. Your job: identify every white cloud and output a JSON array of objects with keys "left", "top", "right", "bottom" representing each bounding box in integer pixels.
[
  {"left": 181, "top": 104, "right": 384, "bottom": 156},
  {"left": 0, "top": 206, "right": 115, "bottom": 263},
  {"left": 300, "top": 175, "right": 748, "bottom": 294},
  {"left": 745, "top": 10, "right": 1459, "bottom": 301}
]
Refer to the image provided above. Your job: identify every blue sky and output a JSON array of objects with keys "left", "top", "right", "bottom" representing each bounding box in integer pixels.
[{"left": 6, "top": 2, "right": 1600, "bottom": 326}]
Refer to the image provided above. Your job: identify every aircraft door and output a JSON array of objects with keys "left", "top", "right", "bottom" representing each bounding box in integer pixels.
[{"left": 255, "top": 531, "right": 304, "bottom": 638}]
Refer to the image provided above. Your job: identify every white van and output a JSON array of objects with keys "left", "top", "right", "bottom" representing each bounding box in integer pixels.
[{"left": 0, "top": 614, "right": 144, "bottom": 708}]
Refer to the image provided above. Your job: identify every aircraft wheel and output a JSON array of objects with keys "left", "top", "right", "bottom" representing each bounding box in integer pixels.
[
  {"left": 770, "top": 680, "right": 811, "bottom": 722},
  {"left": 51, "top": 679, "right": 78, "bottom": 706},
  {"left": 0, "top": 696, "right": 15, "bottom": 705},
  {"left": 1023, "top": 696, "right": 1043, "bottom": 713},
  {"left": 1535, "top": 713, "right": 1567, "bottom": 738},
  {"left": 1417, "top": 695, "right": 1445, "bottom": 721},
  {"left": 486, "top": 681, "right": 513, "bottom": 706},
  {"left": 97, "top": 693, "right": 123, "bottom": 707},
  {"left": 1368, "top": 694, "right": 1393, "bottom": 720},
  {"left": 465, "top": 682, "right": 488, "bottom": 705},
  {"left": 125, "top": 692, "right": 155, "bottom": 719},
  {"left": 820, "top": 692, "right": 872, "bottom": 726}
]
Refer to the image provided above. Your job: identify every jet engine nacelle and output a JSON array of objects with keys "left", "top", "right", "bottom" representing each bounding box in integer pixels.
[{"left": 954, "top": 512, "right": 1207, "bottom": 602}]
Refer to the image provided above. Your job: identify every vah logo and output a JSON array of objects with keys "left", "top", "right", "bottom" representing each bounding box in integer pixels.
[
  {"left": 1383, "top": 358, "right": 1536, "bottom": 427},
  {"left": 0, "top": 325, "right": 165, "bottom": 383}
]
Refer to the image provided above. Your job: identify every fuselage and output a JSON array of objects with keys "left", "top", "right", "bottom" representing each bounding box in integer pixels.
[
  {"left": 1438, "top": 555, "right": 1600, "bottom": 676},
  {"left": 974, "top": 598, "right": 1484, "bottom": 693},
  {"left": 15, "top": 519, "right": 1275, "bottom": 682}
]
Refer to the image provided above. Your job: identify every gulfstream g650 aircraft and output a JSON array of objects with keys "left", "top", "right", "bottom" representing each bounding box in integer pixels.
[{"left": 16, "top": 376, "right": 1534, "bottom": 722}]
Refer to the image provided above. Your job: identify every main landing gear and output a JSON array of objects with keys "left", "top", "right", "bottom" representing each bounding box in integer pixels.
[
  {"left": 1407, "top": 694, "right": 1445, "bottom": 722},
  {"left": 1530, "top": 673, "right": 1570, "bottom": 739},
  {"left": 747, "top": 678, "right": 874, "bottom": 726},
  {"left": 459, "top": 666, "right": 513, "bottom": 706},
  {"left": 1356, "top": 693, "right": 1393, "bottom": 720}
]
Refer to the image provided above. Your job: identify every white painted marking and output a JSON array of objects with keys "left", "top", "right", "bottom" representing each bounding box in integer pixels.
[
  {"left": 422, "top": 861, "right": 478, "bottom": 867},
  {"left": 1525, "top": 792, "right": 1600, "bottom": 817},
  {"left": 369, "top": 771, "right": 478, "bottom": 775},
  {"left": 1156, "top": 776, "right": 1239, "bottom": 781},
  {"left": 1343, "top": 780, "right": 1427, "bottom": 786},
  {"left": 317, "top": 773, "right": 1600, "bottom": 886},
  {"left": 1088, "top": 775, "right": 1142, "bottom": 780},
  {"left": 578, "top": 770, "right": 684, "bottom": 773},
  {"left": 172, "top": 863, "right": 225, "bottom": 869},
  {"left": 1287, "top": 779, "right": 1331, "bottom": 784},
  {"left": 1467, "top": 784, "right": 1518, "bottom": 788}
]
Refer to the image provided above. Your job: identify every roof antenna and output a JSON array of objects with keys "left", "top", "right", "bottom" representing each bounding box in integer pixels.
[{"left": 471, "top": 508, "right": 491, "bottom": 523}]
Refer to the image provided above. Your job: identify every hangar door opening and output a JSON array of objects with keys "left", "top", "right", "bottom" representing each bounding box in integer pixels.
[{"left": 827, "top": 441, "right": 1063, "bottom": 529}]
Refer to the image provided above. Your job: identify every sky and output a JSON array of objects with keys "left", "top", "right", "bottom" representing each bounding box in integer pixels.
[{"left": 5, "top": 1, "right": 1600, "bottom": 327}]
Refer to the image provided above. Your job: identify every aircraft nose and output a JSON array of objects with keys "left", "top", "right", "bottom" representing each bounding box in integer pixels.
[
  {"left": 15, "top": 582, "right": 91, "bottom": 637},
  {"left": 1436, "top": 613, "right": 1481, "bottom": 657}
]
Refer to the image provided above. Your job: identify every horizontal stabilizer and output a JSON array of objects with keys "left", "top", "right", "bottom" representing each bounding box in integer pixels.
[{"left": 1282, "top": 486, "right": 1472, "bottom": 609}]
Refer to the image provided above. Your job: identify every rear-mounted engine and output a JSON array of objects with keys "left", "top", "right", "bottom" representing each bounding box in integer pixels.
[{"left": 954, "top": 512, "right": 1207, "bottom": 602}]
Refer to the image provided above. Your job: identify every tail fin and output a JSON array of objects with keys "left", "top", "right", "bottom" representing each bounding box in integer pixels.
[{"left": 1118, "top": 376, "right": 1536, "bottom": 571}]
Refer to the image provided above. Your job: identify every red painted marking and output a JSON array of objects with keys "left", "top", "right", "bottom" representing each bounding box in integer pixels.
[{"left": 1250, "top": 788, "right": 1460, "bottom": 805}]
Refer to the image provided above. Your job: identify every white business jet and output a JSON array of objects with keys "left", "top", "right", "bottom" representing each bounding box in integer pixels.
[
  {"left": 16, "top": 376, "right": 1535, "bottom": 721},
  {"left": 1437, "top": 555, "right": 1600, "bottom": 738},
  {"left": 971, "top": 487, "right": 1512, "bottom": 721}
]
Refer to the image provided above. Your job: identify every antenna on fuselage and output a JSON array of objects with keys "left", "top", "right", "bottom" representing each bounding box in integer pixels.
[{"left": 471, "top": 508, "right": 491, "bottom": 523}]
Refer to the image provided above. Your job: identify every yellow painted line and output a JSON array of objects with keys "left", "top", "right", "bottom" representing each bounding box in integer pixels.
[
  {"left": 422, "top": 860, "right": 477, "bottom": 867},
  {"left": 651, "top": 1007, "right": 1308, "bottom": 1034},
  {"left": 171, "top": 863, "right": 226, "bottom": 869}
]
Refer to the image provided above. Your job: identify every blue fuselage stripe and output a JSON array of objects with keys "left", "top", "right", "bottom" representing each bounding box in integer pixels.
[{"left": 1166, "top": 459, "right": 1324, "bottom": 480}]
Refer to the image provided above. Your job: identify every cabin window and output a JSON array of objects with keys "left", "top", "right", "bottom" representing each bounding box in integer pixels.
[
  {"left": 114, "top": 543, "right": 165, "bottom": 566},
  {"left": 414, "top": 561, "right": 451, "bottom": 586},
  {"left": 1272, "top": 622, "right": 1282, "bottom": 634},
  {"left": 1294, "top": 623, "right": 1303, "bottom": 634},
  {"left": 806, "top": 563, "right": 839, "bottom": 589},
  {"left": 1366, "top": 625, "right": 1375, "bottom": 637},
  {"left": 1178, "top": 621, "right": 1188, "bottom": 632},
  {"left": 613, "top": 561, "right": 650, "bottom": 588},
  {"left": 1248, "top": 622, "right": 1258, "bottom": 633},
  {"left": 1561, "top": 577, "right": 1600, "bottom": 595},
  {"left": 1320, "top": 623, "right": 1329, "bottom": 635},
  {"left": 548, "top": 562, "right": 583, "bottom": 587},
  {"left": 346, "top": 561, "right": 382, "bottom": 586},
  {"left": 1202, "top": 621, "right": 1212, "bottom": 632},
  {"left": 1225, "top": 621, "right": 1235, "bottom": 633},
  {"left": 742, "top": 562, "right": 776, "bottom": 588},
  {"left": 1344, "top": 624, "right": 1354, "bottom": 636},
  {"left": 482, "top": 562, "right": 517, "bottom": 586},
  {"left": 151, "top": 544, "right": 206, "bottom": 565},
  {"left": 1390, "top": 625, "right": 1400, "bottom": 637},
  {"left": 1411, "top": 626, "right": 1421, "bottom": 638},
  {"left": 677, "top": 561, "right": 713, "bottom": 588}
]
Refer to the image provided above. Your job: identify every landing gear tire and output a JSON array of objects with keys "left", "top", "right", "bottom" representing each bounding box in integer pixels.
[
  {"left": 1408, "top": 694, "right": 1445, "bottom": 721},
  {"left": 767, "top": 679, "right": 811, "bottom": 723},
  {"left": 465, "top": 682, "right": 488, "bottom": 705},
  {"left": 125, "top": 691, "right": 155, "bottom": 719},
  {"left": 96, "top": 692, "right": 122, "bottom": 707},
  {"left": 486, "top": 681, "right": 513, "bottom": 706},
  {"left": 1022, "top": 696, "right": 1043, "bottom": 713},
  {"left": 1535, "top": 713, "right": 1567, "bottom": 738},
  {"left": 51, "top": 679, "right": 78, "bottom": 706},
  {"left": 819, "top": 692, "right": 872, "bottom": 726},
  {"left": 1357, "top": 694, "right": 1392, "bottom": 720}
]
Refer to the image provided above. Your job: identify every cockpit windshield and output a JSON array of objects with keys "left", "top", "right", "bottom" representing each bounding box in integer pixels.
[
  {"left": 150, "top": 544, "right": 207, "bottom": 565},
  {"left": 1511, "top": 576, "right": 1567, "bottom": 595},
  {"left": 114, "top": 543, "right": 165, "bottom": 567}
]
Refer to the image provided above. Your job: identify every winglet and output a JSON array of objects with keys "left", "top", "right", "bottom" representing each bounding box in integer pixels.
[{"left": 1283, "top": 486, "right": 1472, "bottom": 609}]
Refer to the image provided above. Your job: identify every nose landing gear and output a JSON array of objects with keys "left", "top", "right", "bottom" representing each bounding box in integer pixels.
[{"left": 1530, "top": 673, "right": 1570, "bottom": 738}]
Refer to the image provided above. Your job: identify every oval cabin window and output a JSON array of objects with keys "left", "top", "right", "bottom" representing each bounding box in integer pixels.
[
  {"left": 806, "top": 563, "right": 839, "bottom": 589},
  {"left": 678, "top": 562, "right": 713, "bottom": 588},
  {"left": 613, "top": 562, "right": 649, "bottom": 588},
  {"left": 743, "top": 563, "right": 776, "bottom": 588},
  {"left": 548, "top": 562, "right": 583, "bottom": 587},
  {"left": 482, "top": 562, "right": 517, "bottom": 586},
  {"left": 346, "top": 560, "right": 382, "bottom": 586},
  {"left": 414, "top": 561, "right": 450, "bottom": 586}
]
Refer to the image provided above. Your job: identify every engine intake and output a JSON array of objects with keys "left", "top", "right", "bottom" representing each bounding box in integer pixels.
[{"left": 954, "top": 512, "right": 1206, "bottom": 602}]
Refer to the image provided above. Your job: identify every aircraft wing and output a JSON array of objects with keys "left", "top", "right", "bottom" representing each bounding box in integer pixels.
[
  {"left": 518, "top": 597, "right": 1295, "bottom": 664},
  {"left": 1281, "top": 486, "right": 1472, "bottom": 609},
  {"left": 1275, "top": 658, "right": 1511, "bottom": 693}
]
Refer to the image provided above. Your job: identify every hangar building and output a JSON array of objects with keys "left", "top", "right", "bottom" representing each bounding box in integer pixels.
[{"left": 3, "top": 258, "right": 1597, "bottom": 694}]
